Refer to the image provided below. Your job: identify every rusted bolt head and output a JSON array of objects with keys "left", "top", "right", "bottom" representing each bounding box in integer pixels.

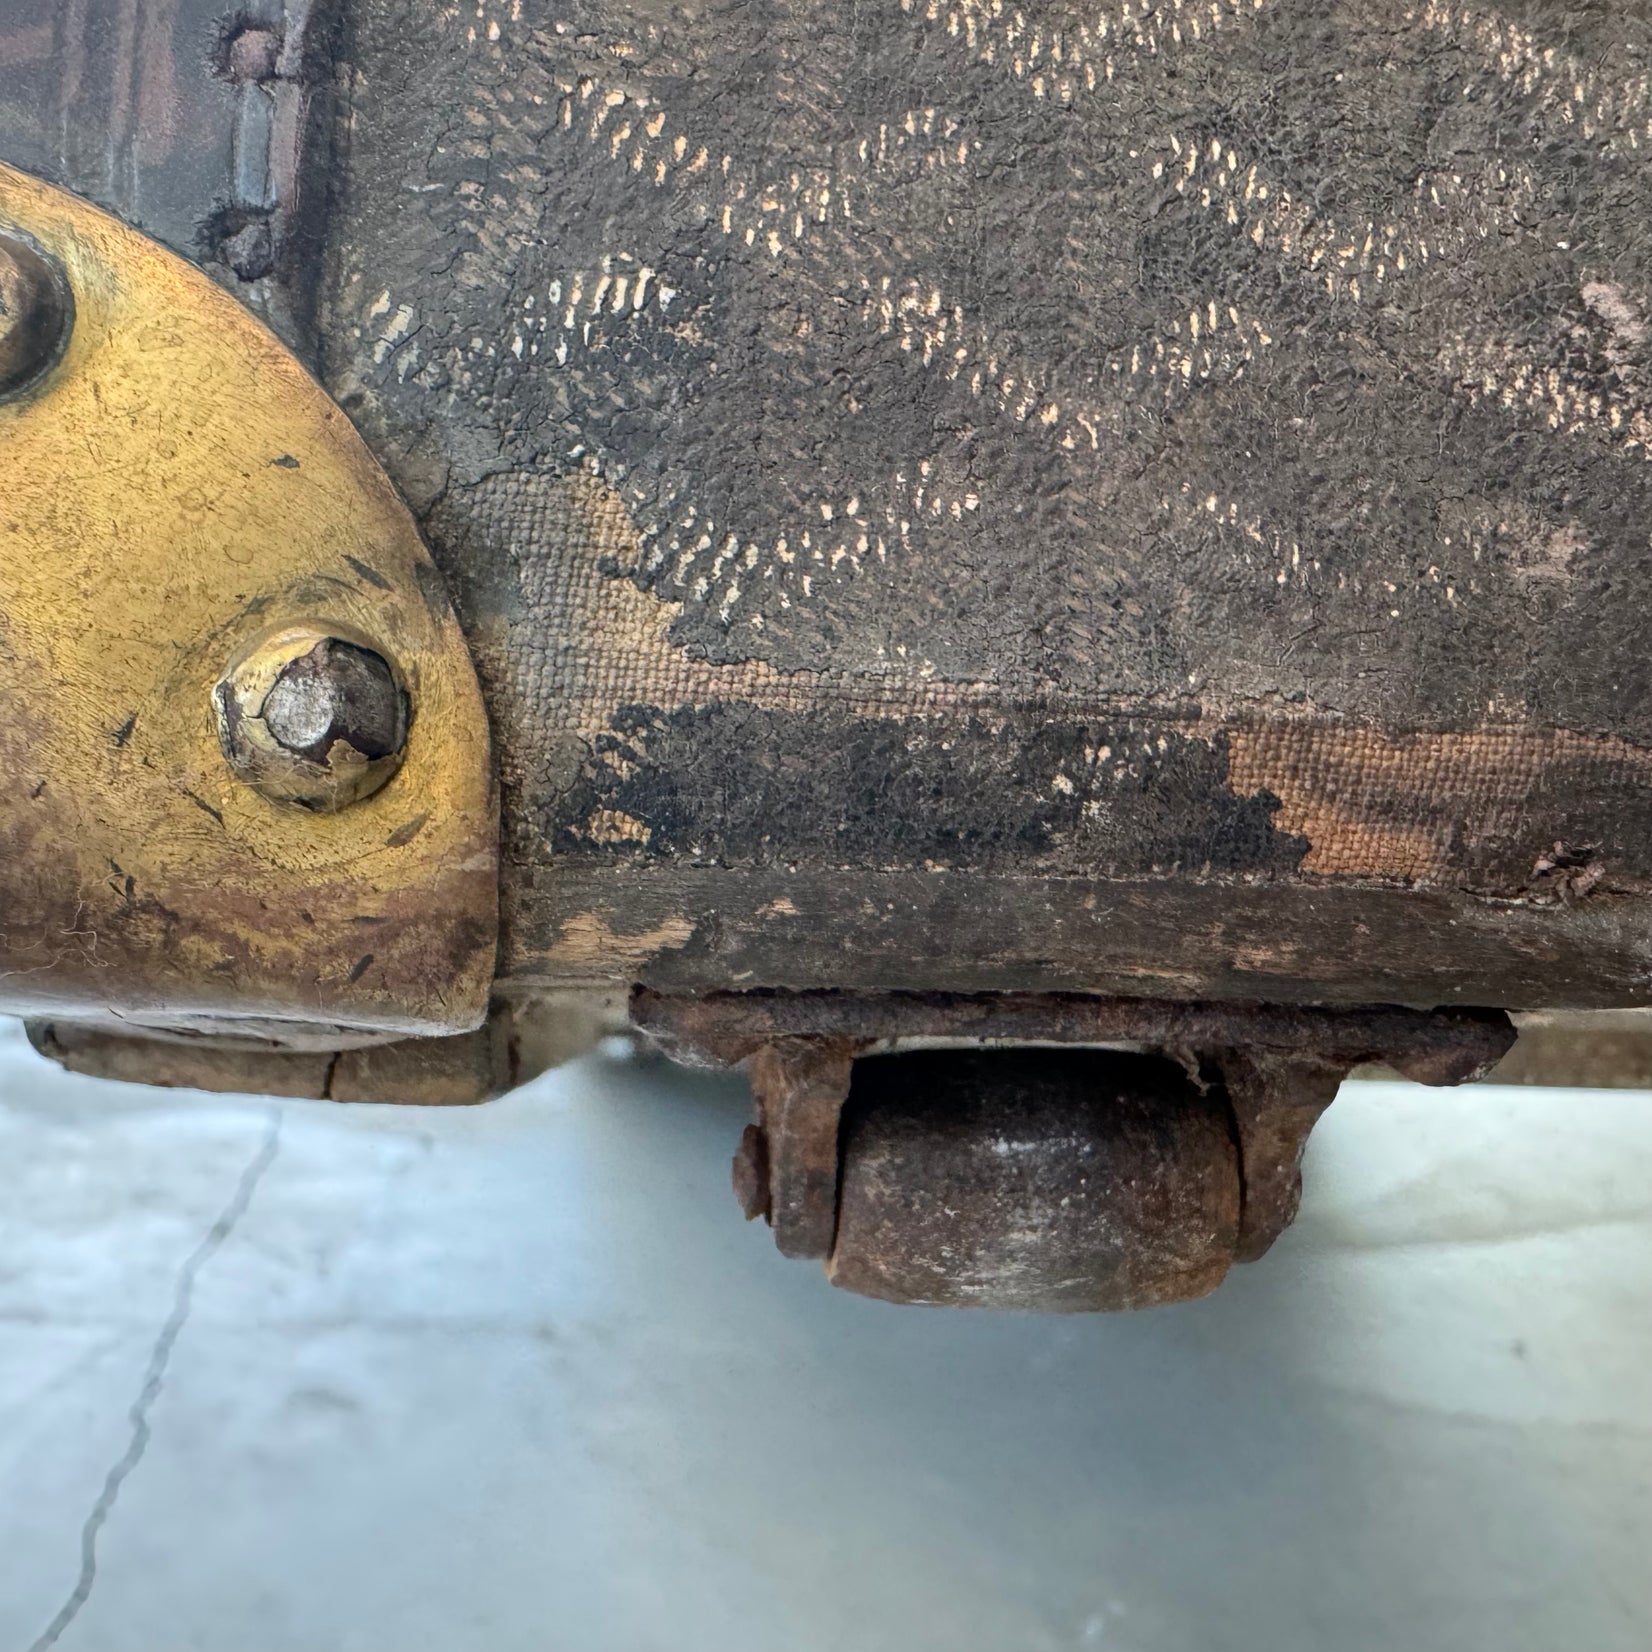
[
  {"left": 225, "top": 24, "right": 282, "bottom": 84},
  {"left": 214, "top": 626, "right": 410, "bottom": 812},
  {"left": 219, "top": 217, "right": 275, "bottom": 282},
  {"left": 0, "top": 231, "right": 73, "bottom": 401}
]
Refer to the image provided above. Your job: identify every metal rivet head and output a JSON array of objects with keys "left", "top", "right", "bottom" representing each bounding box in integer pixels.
[
  {"left": 0, "top": 231, "right": 73, "bottom": 402},
  {"left": 224, "top": 24, "right": 282, "bottom": 84},
  {"left": 214, "top": 627, "right": 410, "bottom": 812}
]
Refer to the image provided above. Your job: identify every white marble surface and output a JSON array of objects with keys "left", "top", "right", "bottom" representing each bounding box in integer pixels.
[{"left": 1, "top": 1023, "right": 1649, "bottom": 1651}]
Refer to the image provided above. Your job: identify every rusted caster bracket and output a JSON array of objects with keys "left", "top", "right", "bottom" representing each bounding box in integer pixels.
[
  {"left": 635, "top": 990, "right": 1515, "bottom": 1312},
  {"left": 734, "top": 1039, "right": 858, "bottom": 1259},
  {"left": 737, "top": 1043, "right": 1341, "bottom": 1308}
]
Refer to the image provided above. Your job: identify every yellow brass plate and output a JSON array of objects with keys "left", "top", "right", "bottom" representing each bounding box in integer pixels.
[{"left": 0, "top": 164, "right": 497, "bottom": 1037}]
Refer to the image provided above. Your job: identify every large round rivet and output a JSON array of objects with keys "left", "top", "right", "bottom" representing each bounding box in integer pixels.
[{"left": 214, "top": 626, "right": 410, "bottom": 812}]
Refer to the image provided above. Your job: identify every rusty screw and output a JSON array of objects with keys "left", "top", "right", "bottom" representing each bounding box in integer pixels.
[
  {"left": 224, "top": 23, "right": 281, "bottom": 83},
  {"left": 0, "top": 231, "right": 73, "bottom": 401},
  {"left": 214, "top": 626, "right": 410, "bottom": 812}
]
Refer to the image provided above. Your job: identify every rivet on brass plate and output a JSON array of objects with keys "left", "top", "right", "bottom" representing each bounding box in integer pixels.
[{"left": 216, "top": 627, "right": 411, "bottom": 812}]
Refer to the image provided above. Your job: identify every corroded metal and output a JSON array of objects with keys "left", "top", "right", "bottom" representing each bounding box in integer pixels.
[
  {"left": 215, "top": 627, "right": 411, "bottom": 812},
  {"left": 669, "top": 989, "right": 1514, "bottom": 1309},
  {"left": 633, "top": 988, "right": 1517, "bottom": 1084},
  {"left": 830, "top": 1050, "right": 1242, "bottom": 1313},
  {"left": 1218, "top": 1050, "right": 1346, "bottom": 1263},
  {"left": 0, "top": 163, "right": 497, "bottom": 1039},
  {"left": 745, "top": 1038, "right": 856, "bottom": 1259}
]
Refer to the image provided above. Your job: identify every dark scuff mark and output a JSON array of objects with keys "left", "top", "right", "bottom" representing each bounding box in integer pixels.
[
  {"left": 385, "top": 812, "right": 430, "bottom": 847},
  {"left": 182, "top": 789, "right": 225, "bottom": 826},
  {"left": 344, "top": 554, "right": 393, "bottom": 591}
]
